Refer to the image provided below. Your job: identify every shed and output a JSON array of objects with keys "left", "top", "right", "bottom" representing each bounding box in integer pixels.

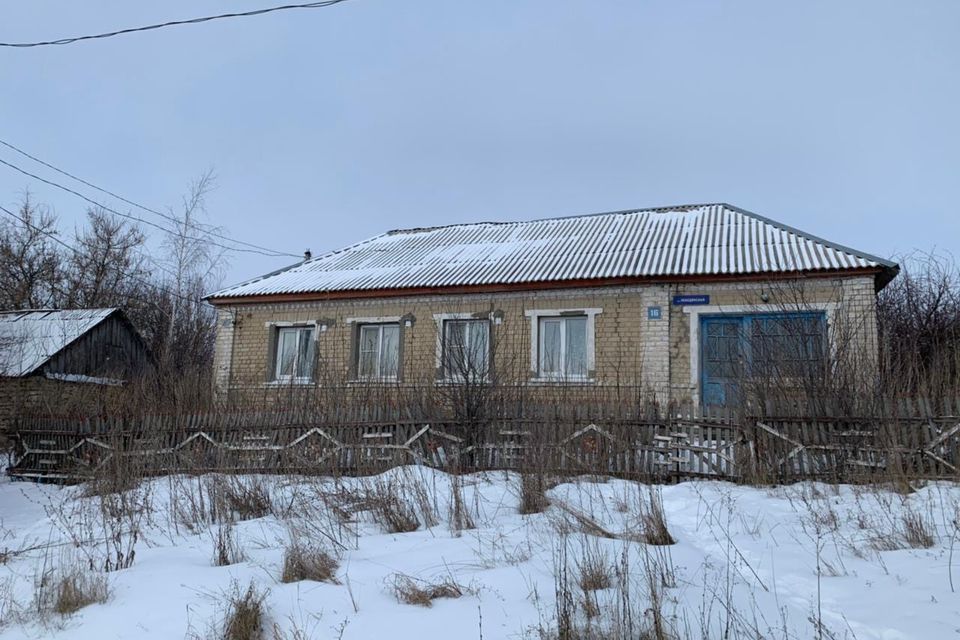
[{"left": 0, "top": 308, "right": 151, "bottom": 436}]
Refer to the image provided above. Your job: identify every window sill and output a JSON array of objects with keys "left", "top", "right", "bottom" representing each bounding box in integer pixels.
[
  {"left": 434, "top": 378, "right": 492, "bottom": 386},
  {"left": 526, "top": 377, "right": 596, "bottom": 386},
  {"left": 347, "top": 378, "right": 401, "bottom": 387},
  {"left": 263, "top": 379, "right": 316, "bottom": 387}
]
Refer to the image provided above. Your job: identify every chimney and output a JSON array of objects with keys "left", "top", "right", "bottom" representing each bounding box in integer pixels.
[{"left": 304, "top": 249, "right": 312, "bottom": 261}]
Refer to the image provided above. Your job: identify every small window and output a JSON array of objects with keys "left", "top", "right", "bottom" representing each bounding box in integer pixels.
[
  {"left": 358, "top": 323, "right": 400, "bottom": 380},
  {"left": 274, "top": 326, "right": 315, "bottom": 381},
  {"left": 539, "top": 315, "right": 588, "bottom": 378},
  {"left": 442, "top": 319, "right": 490, "bottom": 380}
]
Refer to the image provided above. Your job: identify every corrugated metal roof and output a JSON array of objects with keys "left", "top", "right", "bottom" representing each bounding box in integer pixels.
[
  {"left": 207, "top": 203, "right": 897, "bottom": 300},
  {"left": 0, "top": 308, "right": 116, "bottom": 377}
]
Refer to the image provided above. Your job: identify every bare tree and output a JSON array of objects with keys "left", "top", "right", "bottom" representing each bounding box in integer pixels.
[
  {"left": 0, "top": 192, "right": 64, "bottom": 309},
  {"left": 140, "top": 171, "right": 226, "bottom": 374},
  {"left": 63, "top": 207, "right": 149, "bottom": 309},
  {"left": 878, "top": 251, "right": 960, "bottom": 400}
]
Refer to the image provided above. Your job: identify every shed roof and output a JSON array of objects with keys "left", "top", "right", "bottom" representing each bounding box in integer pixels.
[
  {"left": 0, "top": 308, "right": 117, "bottom": 377},
  {"left": 207, "top": 203, "right": 898, "bottom": 302}
]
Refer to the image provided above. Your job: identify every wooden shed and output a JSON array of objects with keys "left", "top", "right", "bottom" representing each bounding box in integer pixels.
[{"left": 0, "top": 308, "right": 152, "bottom": 438}]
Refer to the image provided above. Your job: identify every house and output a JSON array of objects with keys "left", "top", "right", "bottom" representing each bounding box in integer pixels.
[
  {"left": 0, "top": 308, "right": 152, "bottom": 436},
  {"left": 205, "top": 203, "right": 898, "bottom": 414}
]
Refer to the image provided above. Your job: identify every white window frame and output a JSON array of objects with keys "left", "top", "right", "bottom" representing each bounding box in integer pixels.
[
  {"left": 269, "top": 323, "right": 317, "bottom": 384},
  {"left": 348, "top": 317, "right": 402, "bottom": 381},
  {"left": 432, "top": 313, "right": 492, "bottom": 382},
  {"left": 524, "top": 308, "right": 601, "bottom": 382}
]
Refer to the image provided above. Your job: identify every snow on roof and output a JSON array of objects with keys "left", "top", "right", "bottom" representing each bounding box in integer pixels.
[
  {"left": 207, "top": 203, "right": 898, "bottom": 300},
  {"left": 0, "top": 308, "right": 116, "bottom": 377}
]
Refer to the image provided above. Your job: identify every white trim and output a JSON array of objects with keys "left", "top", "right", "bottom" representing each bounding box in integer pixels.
[
  {"left": 272, "top": 324, "right": 318, "bottom": 383},
  {"left": 264, "top": 320, "right": 318, "bottom": 332},
  {"left": 263, "top": 379, "right": 316, "bottom": 388},
  {"left": 432, "top": 312, "right": 492, "bottom": 374},
  {"left": 345, "top": 315, "right": 402, "bottom": 324},
  {"left": 45, "top": 372, "right": 124, "bottom": 386},
  {"left": 683, "top": 302, "right": 839, "bottom": 406},
  {"left": 356, "top": 322, "right": 401, "bottom": 382},
  {"left": 524, "top": 308, "right": 602, "bottom": 382}
]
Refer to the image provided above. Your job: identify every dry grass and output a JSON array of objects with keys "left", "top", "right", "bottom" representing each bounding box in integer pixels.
[
  {"left": 519, "top": 473, "right": 550, "bottom": 515},
  {"left": 219, "top": 477, "right": 273, "bottom": 522},
  {"left": 901, "top": 509, "right": 936, "bottom": 549},
  {"left": 576, "top": 552, "right": 612, "bottom": 592},
  {"left": 213, "top": 523, "right": 246, "bottom": 567},
  {"left": 222, "top": 581, "right": 267, "bottom": 640},
  {"left": 367, "top": 481, "right": 420, "bottom": 534},
  {"left": 280, "top": 544, "right": 339, "bottom": 584},
  {"left": 50, "top": 569, "right": 109, "bottom": 615},
  {"left": 390, "top": 574, "right": 465, "bottom": 608},
  {"left": 448, "top": 474, "right": 475, "bottom": 534},
  {"left": 640, "top": 488, "right": 675, "bottom": 546}
]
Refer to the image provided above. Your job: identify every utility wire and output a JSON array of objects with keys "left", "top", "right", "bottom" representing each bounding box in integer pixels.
[
  {"left": 0, "top": 203, "right": 203, "bottom": 306},
  {"left": 0, "top": 137, "right": 298, "bottom": 258},
  {"left": 0, "top": 155, "right": 287, "bottom": 258},
  {"left": 0, "top": 0, "right": 353, "bottom": 48}
]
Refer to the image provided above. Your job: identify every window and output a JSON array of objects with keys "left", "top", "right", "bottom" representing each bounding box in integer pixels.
[
  {"left": 749, "top": 313, "right": 826, "bottom": 378},
  {"left": 538, "top": 315, "right": 588, "bottom": 378},
  {"left": 358, "top": 323, "right": 400, "bottom": 380},
  {"left": 274, "top": 326, "right": 315, "bottom": 381},
  {"left": 442, "top": 319, "right": 490, "bottom": 380}
]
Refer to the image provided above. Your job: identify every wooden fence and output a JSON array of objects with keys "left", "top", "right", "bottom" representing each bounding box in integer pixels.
[{"left": 7, "top": 411, "right": 960, "bottom": 483}]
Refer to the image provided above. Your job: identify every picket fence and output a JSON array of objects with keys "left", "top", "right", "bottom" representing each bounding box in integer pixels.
[{"left": 7, "top": 410, "right": 960, "bottom": 483}]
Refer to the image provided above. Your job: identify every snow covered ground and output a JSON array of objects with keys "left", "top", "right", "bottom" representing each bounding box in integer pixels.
[{"left": 0, "top": 467, "right": 958, "bottom": 639}]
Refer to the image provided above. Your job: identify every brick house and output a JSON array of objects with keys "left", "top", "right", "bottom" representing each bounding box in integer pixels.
[
  {"left": 205, "top": 204, "right": 898, "bottom": 413},
  {"left": 0, "top": 308, "right": 152, "bottom": 438}
]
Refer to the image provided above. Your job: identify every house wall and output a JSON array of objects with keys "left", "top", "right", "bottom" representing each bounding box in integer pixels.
[
  {"left": 0, "top": 377, "right": 123, "bottom": 446},
  {"left": 211, "top": 274, "right": 879, "bottom": 408}
]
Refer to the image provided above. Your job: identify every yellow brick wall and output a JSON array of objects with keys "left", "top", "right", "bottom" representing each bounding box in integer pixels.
[{"left": 213, "top": 275, "right": 880, "bottom": 407}]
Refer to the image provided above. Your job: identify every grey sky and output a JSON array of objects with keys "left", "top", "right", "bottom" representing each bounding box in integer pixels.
[{"left": 1, "top": 1, "right": 958, "bottom": 288}]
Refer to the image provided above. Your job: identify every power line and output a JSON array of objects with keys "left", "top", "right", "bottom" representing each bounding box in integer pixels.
[
  {"left": 0, "top": 155, "right": 290, "bottom": 258},
  {"left": 0, "top": 203, "right": 203, "bottom": 306},
  {"left": 0, "top": 137, "right": 298, "bottom": 258},
  {"left": 0, "top": 1, "right": 353, "bottom": 48}
]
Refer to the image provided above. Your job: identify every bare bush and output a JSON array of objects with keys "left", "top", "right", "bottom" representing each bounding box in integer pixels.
[
  {"left": 639, "top": 488, "right": 675, "bottom": 546},
  {"left": 366, "top": 481, "right": 420, "bottom": 534},
  {"left": 520, "top": 473, "right": 550, "bottom": 515},
  {"left": 213, "top": 523, "right": 246, "bottom": 567},
  {"left": 448, "top": 473, "right": 475, "bottom": 534},
  {"left": 217, "top": 477, "right": 273, "bottom": 522},
  {"left": 389, "top": 574, "right": 465, "bottom": 608},
  {"left": 901, "top": 509, "right": 936, "bottom": 549},
  {"left": 32, "top": 560, "right": 110, "bottom": 620},
  {"left": 51, "top": 569, "right": 109, "bottom": 616},
  {"left": 221, "top": 581, "right": 267, "bottom": 640},
  {"left": 878, "top": 251, "right": 960, "bottom": 400},
  {"left": 280, "top": 544, "right": 339, "bottom": 584},
  {"left": 576, "top": 546, "right": 612, "bottom": 592}
]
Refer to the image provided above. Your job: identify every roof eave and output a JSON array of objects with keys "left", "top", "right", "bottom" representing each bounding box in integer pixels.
[
  {"left": 206, "top": 266, "right": 889, "bottom": 306},
  {"left": 874, "top": 263, "right": 900, "bottom": 292}
]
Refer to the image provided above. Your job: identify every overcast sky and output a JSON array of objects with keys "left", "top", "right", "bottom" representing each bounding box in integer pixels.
[{"left": 1, "top": 1, "right": 957, "bottom": 288}]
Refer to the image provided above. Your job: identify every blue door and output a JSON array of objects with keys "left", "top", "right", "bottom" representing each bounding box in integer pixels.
[
  {"left": 701, "top": 316, "right": 744, "bottom": 410},
  {"left": 700, "top": 312, "right": 828, "bottom": 410}
]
